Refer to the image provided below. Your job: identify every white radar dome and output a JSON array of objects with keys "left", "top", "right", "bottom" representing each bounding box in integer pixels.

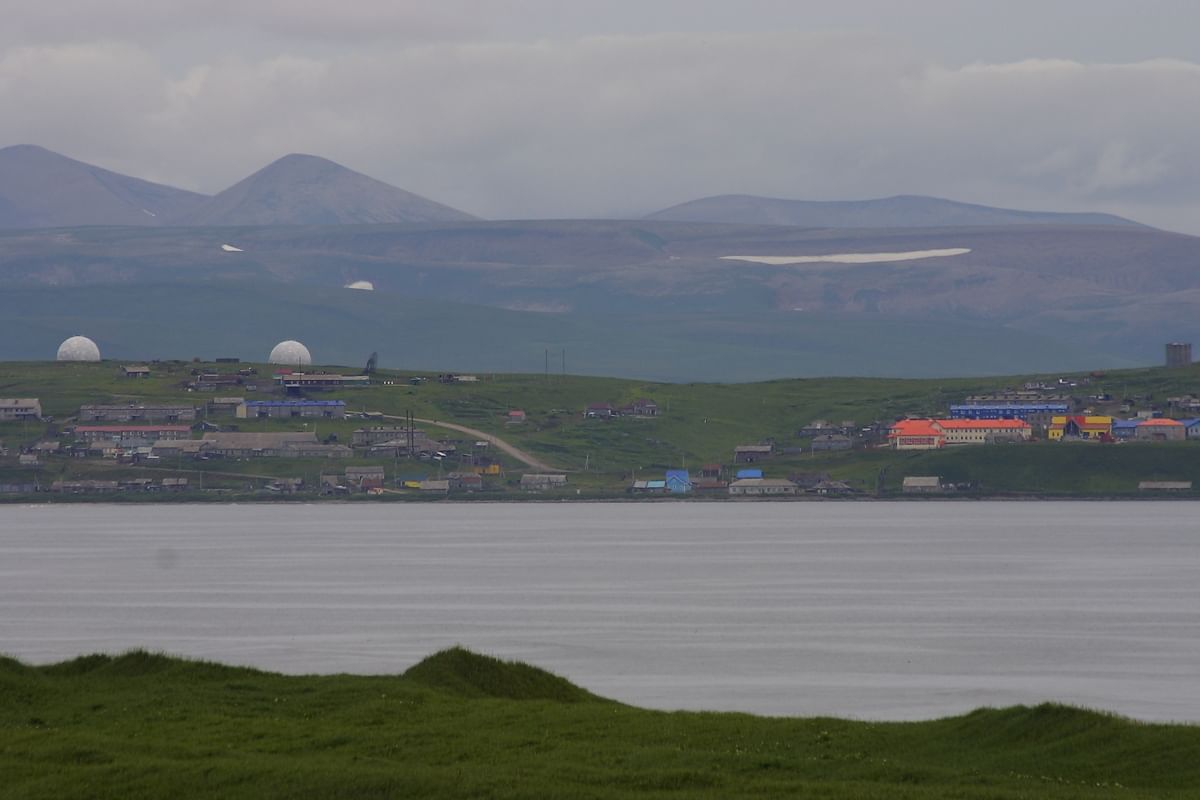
[
  {"left": 56, "top": 335, "right": 101, "bottom": 362},
  {"left": 268, "top": 340, "right": 312, "bottom": 366}
]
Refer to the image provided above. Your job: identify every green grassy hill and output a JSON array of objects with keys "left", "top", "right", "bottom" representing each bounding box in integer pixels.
[{"left": 2, "top": 649, "right": 1197, "bottom": 799}]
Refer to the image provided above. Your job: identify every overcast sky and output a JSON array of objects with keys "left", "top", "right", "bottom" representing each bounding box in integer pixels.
[{"left": 3, "top": 1, "right": 1199, "bottom": 231}]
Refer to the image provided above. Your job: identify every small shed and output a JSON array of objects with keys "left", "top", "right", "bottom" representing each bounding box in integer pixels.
[{"left": 734, "top": 445, "right": 774, "bottom": 463}]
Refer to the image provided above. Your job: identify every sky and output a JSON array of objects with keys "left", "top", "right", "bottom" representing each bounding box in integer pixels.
[{"left": 2, "top": 0, "right": 1199, "bottom": 231}]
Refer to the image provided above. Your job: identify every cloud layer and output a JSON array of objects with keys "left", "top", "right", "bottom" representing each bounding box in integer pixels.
[{"left": 3, "top": 25, "right": 1199, "bottom": 231}]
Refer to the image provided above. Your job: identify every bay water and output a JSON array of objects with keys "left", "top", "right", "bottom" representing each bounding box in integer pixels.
[{"left": 1, "top": 501, "right": 1197, "bottom": 721}]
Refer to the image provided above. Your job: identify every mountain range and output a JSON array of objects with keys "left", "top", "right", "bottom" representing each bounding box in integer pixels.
[
  {"left": 1, "top": 143, "right": 1195, "bottom": 380},
  {"left": 0, "top": 145, "right": 478, "bottom": 229},
  {"left": 0, "top": 144, "right": 1142, "bottom": 230}
]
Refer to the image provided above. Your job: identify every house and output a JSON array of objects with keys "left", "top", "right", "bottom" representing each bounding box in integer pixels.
[
  {"left": 700, "top": 463, "right": 723, "bottom": 479},
  {"left": 810, "top": 479, "right": 854, "bottom": 496},
  {"left": 199, "top": 431, "right": 318, "bottom": 457},
  {"left": 122, "top": 365, "right": 151, "bottom": 378},
  {"left": 623, "top": 399, "right": 660, "bottom": 417},
  {"left": 1047, "top": 415, "right": 1113, "bottom": 441},
  {"left": 949, "top": 403, "right": 1070, "bottom": 432},
  {"left": 585, "top": 403, "right": 615, "bottom": 419},
  {"left": 0, "top": 399, "right": 42, "bottom": 421},
  {"left": 79, "top": 404, "right": 196, "bottom": 422},
  {"left": 1181, "top": 419, "right": 1200, "bottom": 440},
  {"left": 1133, "top": 418, "right": 1187, "bottom": 442},
  {"left": 1111, "top": 419, "right": 1141, "bottom": 440},
  {"left": 446, "top": 471, "right": 484, "bottom": 491},
  {"left": 733, "top": 444, "right": 774, "bottom": 463},
  {"left": 936, "top": 419, "right": 1032, "bottom": 445},
  {"left": 207, "top": 397, "right": 246, "bottom": 415},
  {"left": 237, "top": 400, "right": 346, "bottom": 419},
  {"left": 1138, "top": 481, "right": 1193, "bottom": 491},
  {"left": 274, "top": 372, "right": 371, "bottom": 391},
  {"left": 630, "top": 479, "right": 667, "bottom": 494},
  {"left": 160, "top": 477, "right": 189, "bottom": 491},
  {"left": 506, "top": 410, "right": 527, "bottom": 424},
  {"left": 902, "top": 476, "right": 943, "bottom": 494},
  {"left": 150, "top": 439, "right": 211, "bottom": 459},
  {"left": 664, "top": 469, "right": 692, "bottom": 494},
  {"left": 520, "top": 473, "right": 568, "bottom": 489},
  {"left": 728, "top": 478, "right": 798, "bottom": 496},
  {"left": 888, "top": 419, "right": 945, "bottom": 450},
  {"left": 419, "top": 479, "right": 450, "bottom": 493},
  {"left": 788, "top": 472, "right": 830, "bottom": 490},
  {"left": 345, "top": 466, "right": 386, "bottom": 490},
  {"left": 810, "top": 434, "right": 853, "bottom": 451},
  {"left": 74, "top": 425, "right": 191, "bottom": 443}
]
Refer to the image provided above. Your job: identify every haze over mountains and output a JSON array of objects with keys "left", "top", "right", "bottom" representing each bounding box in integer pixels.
[
  {"left": 2, "top": 143, "right": 1196, "bottom": 380},
  {"left": 0, "top": 145, "right": 478, "bottom": 229}
]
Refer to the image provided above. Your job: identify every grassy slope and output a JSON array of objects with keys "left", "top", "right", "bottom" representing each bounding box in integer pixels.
[
  {"left": 3, "top": 359, "right": 1200, "bottom": 494},
  {"left": 1, "top": 649, "right": 1198, "bottom": 799}
]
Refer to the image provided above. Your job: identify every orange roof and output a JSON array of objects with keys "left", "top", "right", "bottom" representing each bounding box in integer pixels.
[
  {"left": 1139, "top": 417, "right": 1183, "bottom": 426},
  {"left": 936, "top": 419, "right": 1030, "bottom": 430},
  {"left": 889, "top": 419, "right": 943, "bottom": 437}
]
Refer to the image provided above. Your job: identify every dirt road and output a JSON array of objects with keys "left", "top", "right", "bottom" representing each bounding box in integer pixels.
[{"left": 379, "top": 415, "right": 561, "bottom": 472}]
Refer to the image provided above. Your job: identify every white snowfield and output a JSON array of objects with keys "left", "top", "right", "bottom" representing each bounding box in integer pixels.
[
  {"left": 721, "top": 248, "right": 971, "bottom": 265},
  {"left": 344, "top": 280, "right": 375, "bottom": 290},
  {"left": 220, "top": 244, "right": 244, "bottom": 252}
]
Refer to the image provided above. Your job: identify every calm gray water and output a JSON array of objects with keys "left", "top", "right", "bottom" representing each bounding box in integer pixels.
[{"left": 1, "top": 502, "right": 1198, "bottom": 721}]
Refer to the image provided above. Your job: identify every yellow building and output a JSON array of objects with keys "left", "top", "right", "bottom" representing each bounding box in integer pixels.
[{"left": 1047, "top": 415, "right": 1113, "bottom": 440}]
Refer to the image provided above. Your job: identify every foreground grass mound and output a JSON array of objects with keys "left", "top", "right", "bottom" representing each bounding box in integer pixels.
[
  {"left": 402, "top": 646, "right": 599, "bottom": 703},
  {"left": 2, "top": 649, "right": 1199, "bottom": 799}
]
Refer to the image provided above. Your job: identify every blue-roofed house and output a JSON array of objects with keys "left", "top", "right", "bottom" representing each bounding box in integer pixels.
[
  {"left": 665, "top": 470, "right": 692, "bottom": 494},
  {"left": 735, "top": 468, "right": 763, "bottom": 480},
  {"left": 1111, "top": 419, "right": 1140, "bottom": 440},
  {"left": 1180, "top": 419, "right": 1200, "bottom": 440}
]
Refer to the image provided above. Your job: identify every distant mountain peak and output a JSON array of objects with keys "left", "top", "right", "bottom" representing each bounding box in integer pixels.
[
  {"left": 0, "top": 144, "right": 209, "bottom": 229},
  {"left": 181, "top": 153, "right": 479, "bottom": 226},
  {"left": 646, "top": 193, "right": 1144, "bottom": 229}
]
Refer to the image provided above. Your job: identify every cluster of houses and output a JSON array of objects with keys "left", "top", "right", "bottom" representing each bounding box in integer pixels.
[
  {"left": 888, "top": 411, "right": 1200, "bottom": 449},
  {"left": 630, "top": 461, "right": 855, "bottom": 497}
]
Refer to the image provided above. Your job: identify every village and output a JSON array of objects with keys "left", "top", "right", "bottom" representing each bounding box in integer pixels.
[{"left": 3, "top": 347, "right": 1200, "bottom": 499}]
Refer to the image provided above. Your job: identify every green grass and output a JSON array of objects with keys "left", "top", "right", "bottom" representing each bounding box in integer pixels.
[{"left": 1, "top": 648, "right": 1197, "bottom": 799}]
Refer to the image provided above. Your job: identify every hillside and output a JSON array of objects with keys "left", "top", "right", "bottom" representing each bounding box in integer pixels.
[
  {"left": 647, "top": 193, "right": 1143, "bottom": 228},
  {"left": 181, "top": 153, "right": 478, "bottom": 225},
  {"left": 0, "top": 145, "right": 208, "bottom": 229},
  {"left": 1, "top": 648, "right": 1198, "bottom": 799},
  {"left": 2, "top": 219, "right": 1198, "bottom": 375}
]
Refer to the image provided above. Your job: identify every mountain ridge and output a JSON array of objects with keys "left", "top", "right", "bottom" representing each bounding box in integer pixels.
[
  {"left": 0, "top": 146, "right": 478, "bottom": 228},
  {"left": 646, "top": 193, "right": 1143, "bottom": 229}
]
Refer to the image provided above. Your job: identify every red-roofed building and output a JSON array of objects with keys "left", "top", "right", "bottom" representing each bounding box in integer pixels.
[
  {"left": 1134, "top": 417, "right": 1187, "bottom": 442},
  {"left": 888, "top": 419, "right": 945, "bottom": 450}
]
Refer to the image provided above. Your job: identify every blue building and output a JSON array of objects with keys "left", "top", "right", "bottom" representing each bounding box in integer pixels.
[
  {"left": 665, "top": 470, "right": 692, "bottom": 494},
  {"left": 950, "top": 403, "right": 1069, "bottom": 421},
  {"left": 735, "top": 468, "right": 763, "bottom": 480}
]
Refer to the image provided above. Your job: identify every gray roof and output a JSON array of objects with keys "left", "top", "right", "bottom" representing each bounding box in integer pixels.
[{"left": 902, "top": 476, "right": 942, "bottom": 487}]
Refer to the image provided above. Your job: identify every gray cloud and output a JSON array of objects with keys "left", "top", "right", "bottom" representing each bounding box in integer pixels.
[{"left": 2, "top": 20, "right": 1199, "bottom": 231}]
